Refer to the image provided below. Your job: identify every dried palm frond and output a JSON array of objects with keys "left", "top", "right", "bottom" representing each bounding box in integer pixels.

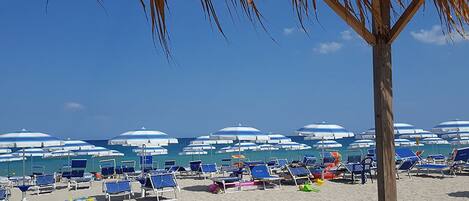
[{"left": 138, "top": 0, "right": 469, "bottom": 55}]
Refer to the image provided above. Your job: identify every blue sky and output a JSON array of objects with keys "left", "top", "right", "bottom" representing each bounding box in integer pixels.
[{"left": 0, "top": 1, "right": 468, "bottom": 139}]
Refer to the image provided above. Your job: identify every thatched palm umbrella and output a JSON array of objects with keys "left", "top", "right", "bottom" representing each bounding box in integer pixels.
[{"left": 132, "top": 1, "right": 468, "bottom": 200}]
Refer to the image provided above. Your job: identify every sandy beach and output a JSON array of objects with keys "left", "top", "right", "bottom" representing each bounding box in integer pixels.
[{"left": 7, "top": 172, "right": 469, "bottom": 201}]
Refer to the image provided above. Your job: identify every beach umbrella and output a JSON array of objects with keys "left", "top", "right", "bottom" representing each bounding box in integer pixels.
[
  {"left": 217, "top": 142, "right": 259, "bottom": 153},
  {"left": 132, "top": 146, "right": 168, "bottom": 155},
  {"left": 0, "top": 129, "right": 63, "bottom": 192},
  {"left": 313, "top": 140, "right": 343, "bottom": 149},
  {"left": 178, "top": 148, "right": 207, "bottom": 160},
  {"left": 47, "top": 140, "right": 95, "bottom": 151},
  {"left": 94, "top": 150, "right": 124, "bottom": 157},
  {"left": 356, "top": 123, "right": 421, "bottom": 139},
  {"left": 256, "top": 134, "right": 292, "bottom": 144},
  {"left": 450, "top": 137, "right": 469, "bottom": 146},
  {"left": 257, "top": 144, "right": 280, "bottom": 151},
  {"left": 74, "top": 146, "right": 111, "bottom": 156},
  {"left": 190, "top": 135, "right": 233, "bottom": 145},
  {"left": 43, "top": 150, "right": 77, "bottom": 158},
  {"left": 184, "top": 144, "right": 216, "bottom": 150},
  {"left": 394, "top": 139, "right": 421, "bottom": 147},
  {"left": 421, "top": 137, "right": 449, "bottom": 154},
  {"left": 398, "top": 130, "right": 437, "bottom": 139},
  {"left": 109, "top": 127, "right": 178, "bottom": 174},
  {"left": 440, "top": 132, "right": 469, "bottom": 140},
  {"left": 210, "top": 125, "right": 268, "bottom": 160},
  {"left": 297, "top": 122, "right": 354, "bottom": 140},
  {"left": 0, "top": 149, "right": 11, "bottom": 154},
  {"left": 432, "top": 120, "right": 469, "bottom": 134},
  {"left": 348, "top": 139, "right": 376, "bottom": 149}
]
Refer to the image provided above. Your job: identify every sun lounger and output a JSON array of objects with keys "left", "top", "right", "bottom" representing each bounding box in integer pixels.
[
  {"left": 189, "top": 160, "right": 202, "bottom": 175},
  {"left": 415, "top": 147, "right": 469, "bottom": 177},
  {"left": 103, "top": 180, "right": 132, "bottom": 201},
  {"left": 199, "top": 164, "right": 218, "bottom": 178},
  {"left": 250, "top": 165, "right": 281, "bottom": 190},
  {"left": 143, "top": 173, "right": 178, "bottom": 201},
  {"left": 340, "top": 156, "right": 374, "bottom": 184},
  {"left": 303, "top": 156, "right": 317, "bottom": 167},
  {"left": 164, "top": 160, "right": 176, "bottom": 170},
  {"left": 286, "top": 166, "right": 312, "bottom": 186},
  {"left": 0, "top": 187, "right": 8, "bottom": 201},
  {"left": 68, "top": 159, "right": 92, "bottom": 190},
  {"left": 211, "top": 177, "right": 242, "bottom": 193},
  {"left": 32, "top": 174, "right": 56, "bottom": 195}
]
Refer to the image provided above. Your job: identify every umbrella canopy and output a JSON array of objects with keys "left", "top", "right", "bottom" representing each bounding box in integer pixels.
[
  {"left": 440, "top": 131, "right": 469, "bottom": 139},
  {"left": 178, "top": 150, "right": 208, "bottom": 155},
  {"left": 217, "top": 142, "right": 259, "bottom": 153},
  {"left": 43, "top": 150, "right": 77, "bottom": 158},
  {"left": 297, "top": 122, "right": 354, "bottom": 140},
  {"left": 356, "top": 123, "right": 421, "bottom": 139},
  {"left": 184, "top": 144, "right": 216, "bottom": 151},
  {"left": 132, "top": 146, "right": 168, "bottom": 155},
  {"left": 450, "top": 137, "right": 469, "bottom": 146},
  {"left": 74, "top": 146, "right": 111, "bottom": 156},
  {"left": 432, "top": 120, "right": 469, "bottom": 134},
  {"left": 256, "top": 134, "right": 292, "bottom": 144},
  {"left": 0, "top": 149, "right": 11, "bottom": 154},
  {"left": 108, "top": 127, "right": 178, "bottom": 146},
  {"left": 348, "top": 139, "right": 375, "bottom": 149},
  {"left": 210, "top": 125, "right": 268, "bottom": 141},
  {"left": 13, "top": 148, "right": 49, "bottom": 157},
  {"left": 94, "top": 150, "right": 124, "bottom": 157},
  {"left": 398, "top": 130, "right": 437, "bottom": 139},
  {"left": 0, "top": 154, "right": 24, "bottom": 162},
  {"left": 313, "top": 140, "right": 342, "bottom": 149},
  {"left": 420, "top": 137, "right": 450, "bottom": 145},
  {"left": 0, "top": 129, "right": 63, "bottom": 148},
  {"left": 394, "top": 139, "right": 421, "bottom": 147},
  {"left": 256, "top": 144, "right": 280, "bottom": 151},
  {"left": 47, "top": 140, "right": 94, "bottom": 151},
  {"left": 190, "top": 135, "right": 233, "bottom": 145}
]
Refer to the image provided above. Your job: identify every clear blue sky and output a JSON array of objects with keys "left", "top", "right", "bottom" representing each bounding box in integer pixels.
[{"left": 1, "top": 1, "right": 468, "bottom": 139}]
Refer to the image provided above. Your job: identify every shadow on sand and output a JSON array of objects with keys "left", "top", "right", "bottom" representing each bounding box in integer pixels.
[{"left": 448, "top": 191, "right": 469, "bottom": 198}]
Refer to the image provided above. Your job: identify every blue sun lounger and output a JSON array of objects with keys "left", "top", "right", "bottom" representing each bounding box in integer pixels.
[
  {"left": 189, "top": 161, "right": 202, "bottom": 175},
  {"left": 33, "top": 174, "right": 56, "bottom": 195},
  {"left": 199, "top": 164, "right": 218, "bottom": 178},
  {"left": 0, "top": 187, "right": 8, "bottom": 201},
  {"left": 143, "top": 173, "right": 179, "bottom": 201},
  {"left": 415, "top": 147, "right": 469, "bottom": 177},
  {"left": 250, "top": 165, "right": 281, "bottom": 190},
  {"left": 286, "top": 166, "right": 312, "bottom": 186},
  {"left": 68, "top": 159, "right": 92, "bottom": 190},
  {"left": 103, "top": 180, "right": 132, "bottom": 201}
]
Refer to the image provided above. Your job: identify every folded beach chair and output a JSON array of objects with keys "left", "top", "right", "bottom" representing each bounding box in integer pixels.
[
  {"left": 199, "top": 163, "right": 218, "bottom": 178},
  {"left": 33, "top": 174, "right": 56, "bottom": 195},
  {"left": 143, "top": 173, "right": 179, "bottom": 201},
  {"left": 286, "top": 166, "right": 312, "bottom": 186},
  {"left": 250, "top": 165, "right": 281, "bottom": 190},
  {"left": 189, "top": 160, "right": 202, "bottom": 175},
  {"left": 68, "top": 159, "right": 92, "bottom": 190},
  {"left": 103, "top": 180, "right": 132, "bottom": 201}
]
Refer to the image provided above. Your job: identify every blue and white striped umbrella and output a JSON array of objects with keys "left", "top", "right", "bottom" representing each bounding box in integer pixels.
[
  {"left": 48, "top": 140, "right": 95, "bottom": 151},
  {"left": 256, "top": 134, "right": 292, "bottom": 144},
  {"left": 43, "top": 149, "right": 77, "bottom": 158},
  {"left": 275, "top": 142, "right": 312, "bottom": 150},
  {"left": 450, "top": 137, "right": 469, "bottom": 146},
  {"left": 133, "top": 146, "right": 168, "bottom": 155},
  {"left": 297, "top": 122, "right": 354, "bottom": 140},
  {"left": 95, "top": 150, "right": 124, "bottom": 157},
  {"left": 348, "top": 140, "right": 375, "bottom": 149},
  {"left": 0, "top": 149, "right": 11, "bottom": 154},
  {"left": 74, "top": 146, "right": 111, "bottom": 156},
  {"left": 399, "top": 130, "right": 437, "bottom": 139},
  {"left": 421, "top": 137, "right": 449, "bottom": 145},
  {"left": 210, "top": 125, "right": 268, "bottom": 141},
  {"left": 432, "top": 120, "right": 469, "bottom": 134},
  {"left": 14, "top": 148, "right": 49, "bottom": 157},
  {"left": 440, "top": 131, "right": 469, "bottom": 139},
  {"left": 217, "top": 142, "right": 259, "bottom": 153},
  {"left": 190, "top": 135, "right": 233, "bottom": 145},
  {"left": 313, "top": 140, "right": 342, "bottom": 149},
  {"left": 184, "top": 144, "right": 216, "bottom": 151},
  {"left": 109, "top": 127, "right": 178, "bottom": 146},
  {"left": 257, "top": 144, "right": 280, "bottom": 151},
  {"left": 178, "top": 150, "right": 207, "bottom": 156},
  {"left": 0, "top": 154, "right": 25, "bottom": 162},
  {"left": 356, "top": 123, "right": 421, "bottom": 139},
  {"left": 394, "top": 139, "right": 421, "bottom": 147},
  {"left": 0, "top": 129, "right": 63, "bottom": 148}
]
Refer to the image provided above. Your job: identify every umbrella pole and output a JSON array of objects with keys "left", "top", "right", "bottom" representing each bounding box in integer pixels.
[
  {"left": 321, "top": 138, "right": 325, "bottom": 180},
  {"left": 22, "top": 148, "right": 25, "bottom": 185},
  {"left": 238, "top": 139, "right": 241, "bottom": 163}
]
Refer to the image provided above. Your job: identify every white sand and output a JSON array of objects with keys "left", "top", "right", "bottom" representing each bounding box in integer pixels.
[{"left": 7, "top": 172, "right": 469, "bottom": 201}]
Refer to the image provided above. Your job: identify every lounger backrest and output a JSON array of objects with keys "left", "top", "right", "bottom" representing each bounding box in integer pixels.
[
  {"left": 71, "top": 170, "right": 85, "bottom": 178},
  {"left": 0, "top": 188, "right": 5, "bottom": 199},
  {"left": 361, "top": 157, "right": 374, "bottom": 171},
  {"left": 453, "top": 147, "right": 469, "bottom": 162},
  {"left": 398, "top": 158, "right": 418, "bottom": 171},
  {"left": 303, "top": 157, "right": 316, "bottom": 166},
  {"left": 105, "top": 181, "right": 131, "bottom": 194},
  {"left": 395, "top": 148, "right": 416, "bottom": 159},
  {"left": 190, "top": 161, "right": 202, "bottom": 171},
  {"left": 289, "top": 167, "right": 310, "bottom": 177},
  {"left": 428, "top": 154, "right": 445, "bottom": 160},
  {"left": 201, "top": 164, "right": 217, "bottom": 173},
  {"left": 221, "top": 158, "right": 231, "bottom": 167},
  {"left": 164, "top": 160, "right": 176, "bottom": 168},
  {"left": 71, "top": 159, "right": 87, "bottom": 169},
  {"left": 101, "top": 166, "right": 115, "bottom": 176},
  {"left": 122, "top": 166, "right": 135, "bottom": 173},
  {"left": 150, "top": 174, "right": 177, "bottom": 189},
  {"left": 277, "top": 159, "right": 289, "bottom": 167},
  {"left": 36, "top": 174, "right": 55, "bottom": 186},
  {"left": 140, "top": 156, "right": 153, "bottom": 165},
  {"left": 250, "top": 165, "right": 271, "bottom": 179}
]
